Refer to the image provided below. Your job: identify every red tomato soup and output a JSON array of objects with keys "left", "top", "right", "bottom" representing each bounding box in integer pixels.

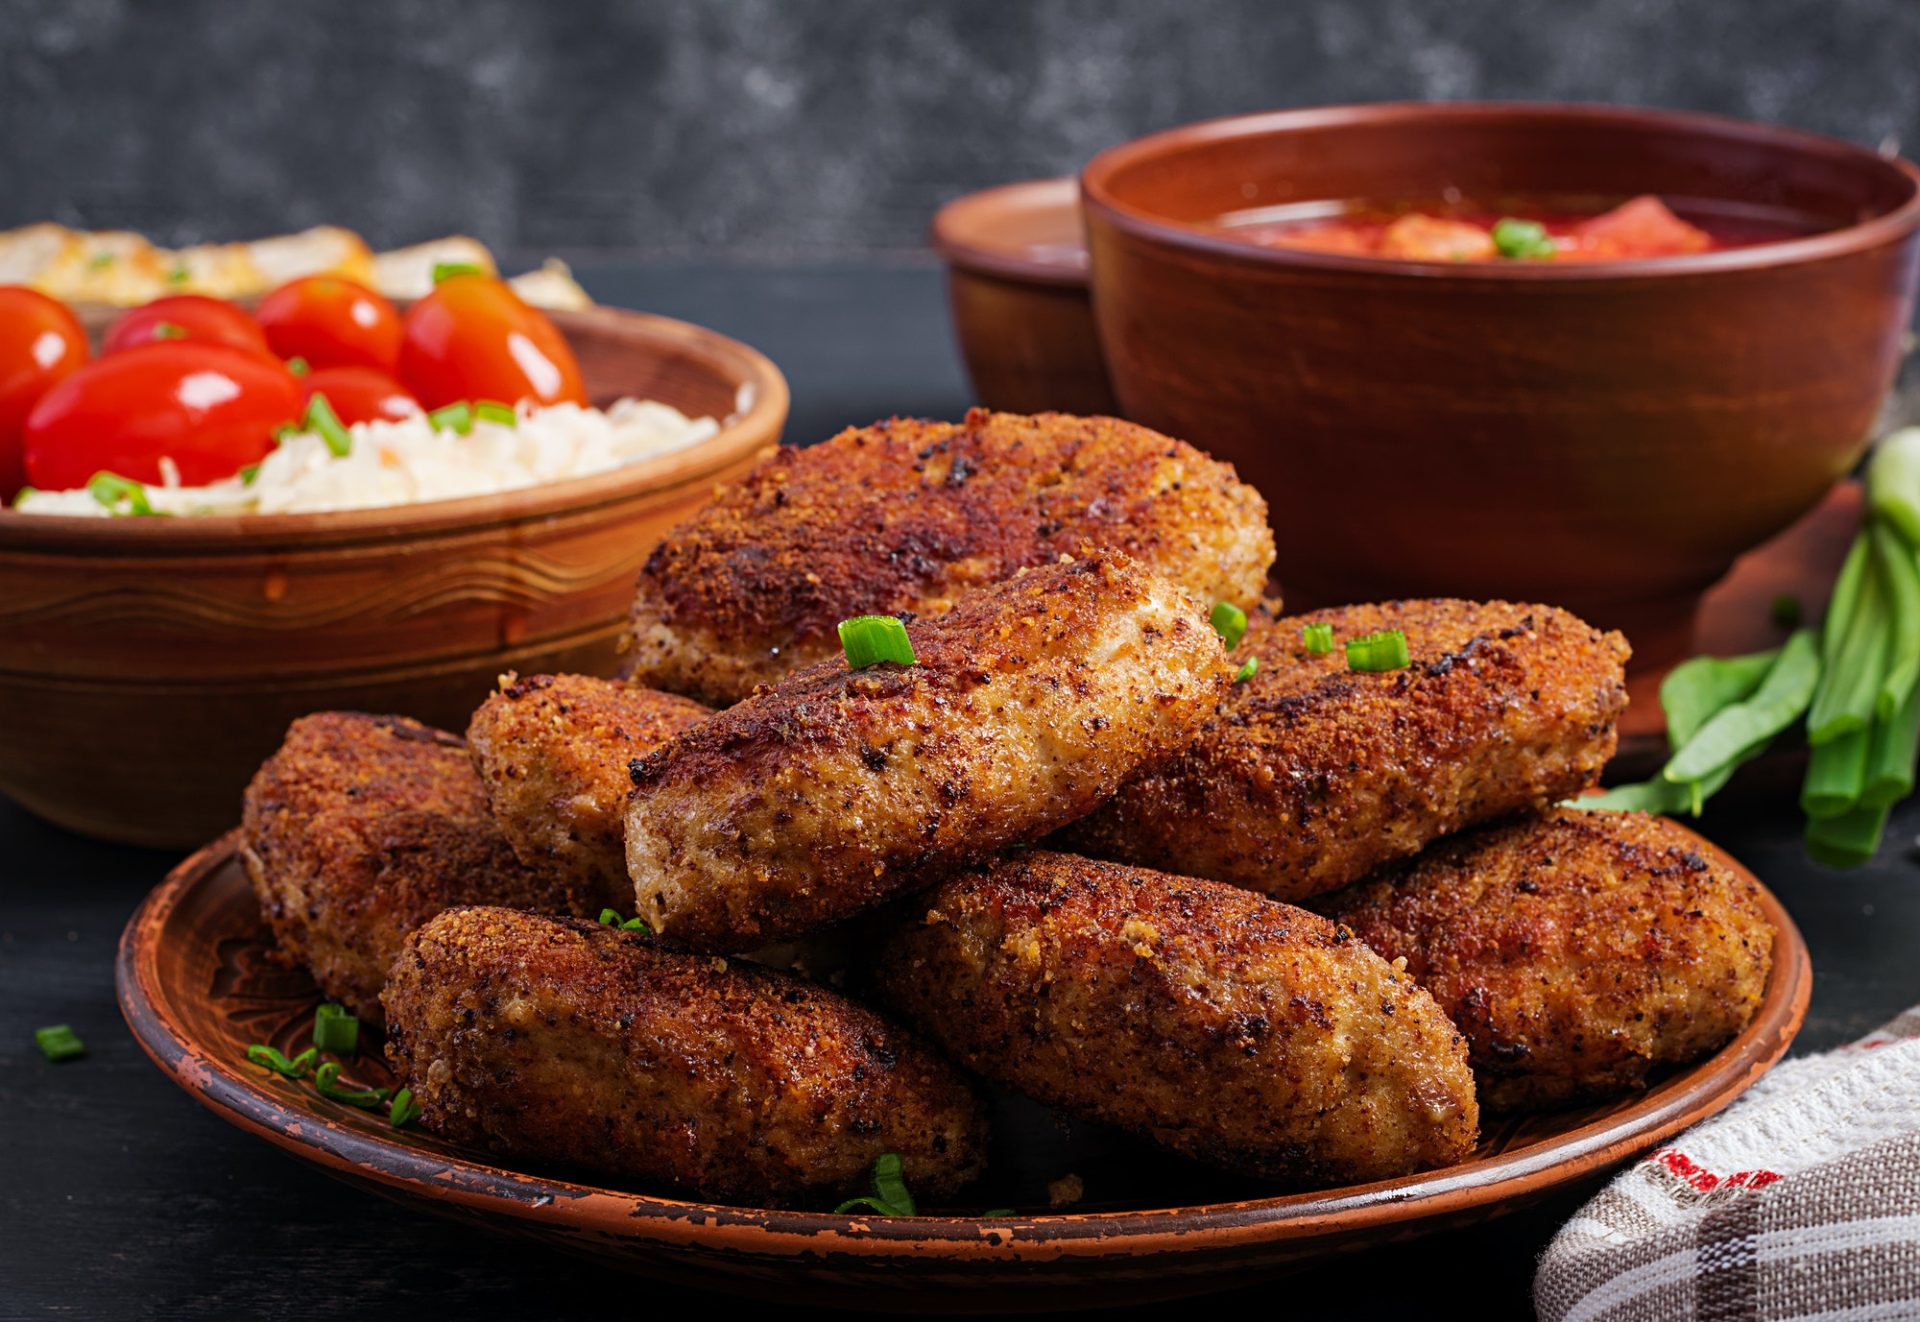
[{"left": 1224, "top": 195, "right": 1826, "bottom": 263}]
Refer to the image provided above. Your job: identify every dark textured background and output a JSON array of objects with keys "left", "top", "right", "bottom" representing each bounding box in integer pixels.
[{"left": 6, "top": 0, "right": 1920, "bottom": 263}]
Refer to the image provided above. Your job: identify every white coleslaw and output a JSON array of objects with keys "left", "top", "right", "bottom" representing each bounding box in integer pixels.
[{"left": 13, "top": 394, "right": 729, "bottom": 517}]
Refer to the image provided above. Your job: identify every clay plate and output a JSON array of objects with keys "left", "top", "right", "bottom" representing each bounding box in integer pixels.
[{"left": 118, "top": 829, "right": 1810, "bottom": 1312}]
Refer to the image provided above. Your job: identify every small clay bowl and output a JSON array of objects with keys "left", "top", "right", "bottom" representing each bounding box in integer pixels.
[
  {"left": 1082, "top": 103, "right": 1920, "bottom": 670},
  {"left": 117, "top": 825, "right": 1807, "bottom": 1309},
  {"left": 932, "top": 177, "right": 1119, "bottom": 416},
  {"left": 0, "top": 306, "right": 787, "bottom": 847}
]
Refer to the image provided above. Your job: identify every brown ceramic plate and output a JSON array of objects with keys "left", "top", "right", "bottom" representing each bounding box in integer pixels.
[{"left": 119, "top": 828, "right": 1809, "bottom": 1312}]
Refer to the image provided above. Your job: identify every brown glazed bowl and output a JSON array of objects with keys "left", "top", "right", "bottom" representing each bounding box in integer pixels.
[
  {"left": 0, "top": 306, "right": 787, "bottom": 847},
  {"left": 119, "top": 826, "right": 1808, "bottom": 1311},
  {"left": 932, "top": 177, "right": 1119, "bottom": 416},
  {"left": 1082, "top": 103, "right": 1920, "bottom": 668}
]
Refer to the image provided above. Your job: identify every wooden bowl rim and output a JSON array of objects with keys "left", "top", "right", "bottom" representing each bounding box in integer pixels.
[
  {"left": 1081, "top": 100, "right": 1920, "bottom": 282},
  {"left": 0, "top": 305, "right": 789, "bottom": 552},
  {"left": 116, "top": 822, "right": 1810, "bottom": 1259},
  {"left": 931, "top": 177, "right": 1090, "bottom": 290}
]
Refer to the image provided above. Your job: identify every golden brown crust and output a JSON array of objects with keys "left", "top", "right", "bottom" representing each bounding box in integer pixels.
[
  {"left": 625, "top": 551, "right": 1231, "bottom": 951},
  {"left": 382, "top": 906, "right": 989, "bottom": 1207},
  {"left": 466, "top": 674, "right": 710, "bottom": 911},
  {"left": 240, "top": 712, "right": 589, "bottom": 1022},
  {"left": 1062, "top": 600, "right": 1629, "bottom": 902},
  {"left": 876, "top": 851, "right": 1479, "bottom": 1186},
  {"left": 622, "top": 408, "right": 1274, "bottom": 705},
  {"left": 1317, "top": 809, "right": 1775, "bottom": 1111}
]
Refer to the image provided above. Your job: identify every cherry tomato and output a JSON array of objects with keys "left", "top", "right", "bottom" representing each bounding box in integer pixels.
[
  {"left": 302, "top": 366, "right": 420, "bottom": 426},
  {"left": 0, "top": 287, "right": 89, "bottom": 500},
  {"left": 256, "top": 276, "right": 403, "bottom": 373},
  {"left": 24, "top": 342, "right": 302, "bottom": 490},
  {"left": 399, "top": 273, "right": 587, "bottom": 410},
  {"left": 102, "top": 294, "right": 272, "bottom": 358}
]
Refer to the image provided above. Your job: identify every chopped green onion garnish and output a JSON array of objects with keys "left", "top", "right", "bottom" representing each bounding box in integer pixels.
[
  {"left": 285, "top": 356, "right": 309, "bottom": 377},
  {"left": 1209, "top": 601, "right": 1248, "bottom": 650},
  {"left": 428, "top": 401, "right": 474, "bottom": 436},
  {"left": 239, "top": 463, "right": 261, "bottom": 486},
  {"left": 1346, "top": 629, "right": 1411, "bottom": 672},
  {"left": 833, "top": 1152, "right": 917, "bottom": 1216},
  {"left": 303, "top": 393, "right": 353, "bottom": 457},
  {"left": 313, "top": 1003, "right": 360, "bottom": 1055},
  {"left": 87, "top": 471, "right": 155, "bottom": 517},
  {"left": 35, "top": 1025, "right": 85, "bottom": 1062},
  {"left": 432, "top": 261, "right": 488, "bottom": 284},
  {"left": 89, "top": 252, "right": 115, "bottom": 269},
  {"left": 1233, "top": 656, "right": 1258, "bottom": 684},
  {"left": 167, "top": 263, "right": 190, "bottom": 284},
  {"left": 152, "top": 321, "right": 187, "bottom": 340},
  {"left": 312, "top": 1061, "right": 390, "bottom": 1109},
  {"left": 833, "top": 1195, "right": 897, "bottom": 1215},
  {"left": 868, "top": 1152, "right": 915, "bottom": 1214},
  {"left": 838, "top": 615, "right": 917, "bottom": 669},
  {"left": 1301, "top": 622, "right": 1334, "bottom": 654},
  {"left": 474, "top": 400, "right": 518, "bottom": 427},
  {"left": 598, "top": 907, "right": 652, "bottom": 933},
  {"left": 1491, "top": 218, "right": 1556, "bottom": 260},
  {"left": 388, "top": 1087, "right": 421, "bottom": 1129},
  {"left": 245, "top": 1044, "right": 316, "bottom": 1079}
]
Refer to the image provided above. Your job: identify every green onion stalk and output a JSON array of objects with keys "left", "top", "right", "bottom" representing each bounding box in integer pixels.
[{"left": 1578, "top": 426, "right": 1920, "bottom": 866}]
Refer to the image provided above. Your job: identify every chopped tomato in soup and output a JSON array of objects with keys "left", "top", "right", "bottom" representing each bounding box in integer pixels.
[{"left": 1247, "top": 195, "right": 1734, "bottom": 262}]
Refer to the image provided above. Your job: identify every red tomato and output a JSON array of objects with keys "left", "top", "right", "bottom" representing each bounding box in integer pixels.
[
  {"left": 399, "top": 273, "right": 587, "bottom": 410},
  {"left": 24, "top": 342, "right": 302, "bottom": 490},
  {"left": 102, "top": 295, "right": 271, "bottom": 357},
  {"left": 1572, "top": 196, "right": 1713, "bottom": 260},
  {"left": 256, "top": 276, "right": 402, "bottom": 372},
  {"left": 0, "top": 287, "right": 90, "bottom": 499},
  {"left": 302, "top": 366, "right": 420, "bottom": 426}
]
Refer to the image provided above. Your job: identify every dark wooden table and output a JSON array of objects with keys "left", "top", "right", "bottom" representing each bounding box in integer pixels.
[{"left": 6, "top": 264, "right": 1919, "bottom": 1321}]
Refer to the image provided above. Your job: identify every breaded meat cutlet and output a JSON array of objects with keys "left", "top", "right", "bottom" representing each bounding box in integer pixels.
[
  {"left": 466, "top": 674, "right": 710, "bottom": 911},
  {"left": 241, "top": 713, "right": 589, "bottom": 1022},
  {"left": 1317, "top": 809, "right": 1774, "bottom": 1111},
  {"left": 1062, "top": 600, "right": 1629, "bottom": 903},
  {"left": 621, "top": 408, "right": 1273, "bottom": 705},
  {"left": 625, "top": 551, "right": 1230, "bottom": 951},
  {"left": 383, "top": 906, "right": 989, "bottom": 1207},
  {"left": 876, "top": 851, "right": 1479, "bottom": 1186}
]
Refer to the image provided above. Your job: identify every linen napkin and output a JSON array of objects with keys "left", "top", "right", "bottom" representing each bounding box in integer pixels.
[{"left": 1535, "top": 1007, "right": 1920, "bottom": 1321}]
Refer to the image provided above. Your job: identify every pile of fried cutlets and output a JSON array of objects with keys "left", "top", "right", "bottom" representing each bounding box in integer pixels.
[{"left": 238, "top": 408, "right": 1775, "bottom": 1209}]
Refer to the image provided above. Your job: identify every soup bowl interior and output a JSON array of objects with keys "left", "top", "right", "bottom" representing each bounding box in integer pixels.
[{"left": 1082, "top": 103, "right": 1920, "bottom": 665}]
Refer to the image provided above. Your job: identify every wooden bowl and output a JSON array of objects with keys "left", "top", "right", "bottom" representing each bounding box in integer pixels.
[
  {"left": 932, "top": 177, "right": 1119, "bottom": 416},
  {"left": 0, "top": 307, "right": 787, "bottom": 847},
  {"left": 1082, "top": 103, "right": 1920, "bottom": 670},
  {"left": 117, "top": 826, "right": 1808, "bottom": 1311}
]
